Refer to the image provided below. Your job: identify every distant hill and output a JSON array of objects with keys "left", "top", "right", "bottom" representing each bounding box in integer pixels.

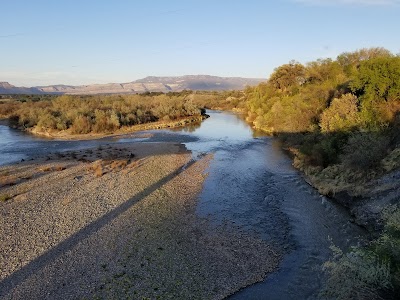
[
  {"left": 0, "top": 82, "right": 42, "bottom": 94},
  {"left": 0, "top": 75, "right": 264, "bottom": 95}
]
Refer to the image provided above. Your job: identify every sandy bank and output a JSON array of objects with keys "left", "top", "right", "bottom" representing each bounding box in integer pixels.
[{"left": 0, "top": 142, "right": 280, "bottom": 299}]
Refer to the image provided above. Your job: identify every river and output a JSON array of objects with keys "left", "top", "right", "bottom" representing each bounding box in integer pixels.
[{"left": 0, "top": 111, "right": 365, "bottom": 299}]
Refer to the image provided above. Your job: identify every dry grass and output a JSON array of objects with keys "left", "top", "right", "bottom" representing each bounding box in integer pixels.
[
  {"left": 110, "top": 160, "right": 128, "bottom": 171},
  {"left": 0, "top": 176, "right": 17, "bottom": 188},
  {"left": 89, "top": 158, "right": 132, "bottom": 178},
  {"left": 381, "top": 148, "right": 400, "bottom": 172},
  {"left": 93, "top": 162, "right": 104, "bottom": 178},
  {"left": 38, "top": 164, "right": 67, "bottom": 173},
  {"left": 0, "top": 194, "right": 11, "bottom": 202},
  {"left": 38, "top": 166, "right": 53, "bottom": 172},
  {"left": 301, "top": 163, "right": 373, "bottom": 196}
]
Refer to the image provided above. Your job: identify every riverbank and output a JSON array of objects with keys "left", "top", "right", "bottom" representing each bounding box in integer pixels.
[
  {"left": 241, "top": 118, "right": 397, "bottom": 232},
  {"left": 278, "top": 140, "right": 400, "bottom": 233},
  {"left": 23, "top": 115, "right": 208, "bottom": 140},
  {"left": 0, "top": 142, "right": 280, "bottom": 299}
]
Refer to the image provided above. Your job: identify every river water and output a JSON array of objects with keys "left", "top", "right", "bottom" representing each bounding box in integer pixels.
[{"left": 0, "top": 111, "right": 365, "bottom": 299}]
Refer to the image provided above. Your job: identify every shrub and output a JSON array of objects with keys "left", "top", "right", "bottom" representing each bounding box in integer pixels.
[
  {"left": 71, "top": 115, "right": 92, "bottom": 134},
  {"left": 320, "top": 94, "right": 360, "bottom": 132},
  {"left": 91, "top": 161, "right": 104, "bottom": 177},
  {"left": 341, "top": 133, "right": 390, "bottom": 170},
  {"left": 299, "top": 133, "right": 348, "bottom": 167},
  {"left": 323, "top": 207, "right": 400, "bottom": 299},
  {"left": 0, "top": 194, "right": 11, "bottom": 202},
  {"left": 3, "top": 93, "right": 204, "bottom": 135},
  {"left": 322, "top": 245, "right": 392, "bottom": 300}
]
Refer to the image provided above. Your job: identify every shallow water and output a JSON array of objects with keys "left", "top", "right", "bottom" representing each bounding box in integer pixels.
[
  {"left": 0, "top": 125, "right": 107, "bottom": 165},
  {"left": 181, "top": 112, "right": 365, "bottom": 299},
  {"left": 0, "top": 111, "right": 365, "bottom": 299}
]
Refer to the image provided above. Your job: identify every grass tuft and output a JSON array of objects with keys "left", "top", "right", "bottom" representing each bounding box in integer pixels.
[{"left": 0, "top": 194, "right": 11, "bottom": 202}]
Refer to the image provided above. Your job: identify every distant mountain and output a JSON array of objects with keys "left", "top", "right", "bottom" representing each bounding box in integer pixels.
[
  {"left": 0, "top": 75, "right": 264, "bottom": 95},
  {"left": 0, "top": 82, "right": 42, "bottom": 94}
]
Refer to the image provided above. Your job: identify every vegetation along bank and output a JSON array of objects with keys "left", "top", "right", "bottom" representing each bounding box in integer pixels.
[
  {"left": 0, "top": 93, "right": 209, "bottom": 139},
  {"left": 1, "top": 47, "right": 399, "bottom": 298},
  {"left": 244, "top": 47, "right": 400, "bottom": 299}
]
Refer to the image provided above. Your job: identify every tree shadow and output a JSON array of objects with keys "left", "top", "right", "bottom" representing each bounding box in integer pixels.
[{"left": 0, "top": 158, "right": 196, "bottom": 297}]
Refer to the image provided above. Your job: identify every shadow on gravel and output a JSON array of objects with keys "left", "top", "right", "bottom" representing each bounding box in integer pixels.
[{"left": 0, "top": 159, "right": 196, "bottom": 297}]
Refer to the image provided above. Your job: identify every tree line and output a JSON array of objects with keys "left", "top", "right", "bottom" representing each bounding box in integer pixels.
[
  {"left": 245, "top": 48, "right": 400, "bottom": 170},
  {"left": 0, "top": 93, "right": 203, "bottom": 134},
  {"left": 244, "top": 47, "right": 400, "bottom": 299}
]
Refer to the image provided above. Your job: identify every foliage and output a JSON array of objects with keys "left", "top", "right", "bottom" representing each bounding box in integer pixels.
[
  {"left": 189, "top": 90, "right": 247, "bottom": 110},
  {"left": 341, "top": 133, "right": 390, "bottom": 170},
  {"left": 322, "top": 207, "right": 400, "bottom": 299},
  {"left": 268, "top": 60, "right": 305, "bottom": 94},
  {"left": 337, "top": 47, "right": 392, "bottom": 77},
  {"left": 350, "top": 56, "right": 400, "bottom": 102},
  {"left": 322, "top": 245, "right": 391, "bottom": 300},
  {"left": 0, "top": 194, "right": 11, "bottom": 202},
  {"left": 245, "top": 47, "right": 400, "bottom": 173},
  {"left": 298, "top": 132, "right": 349, "bottom": 167},
  {"left": 244, "top": 47, "right": 400, "bottom": 299},
  {"left": 2, "top": 92, "right": 205, "bottom": 134},
  {"left": 320, "top": 94, "right": 360, "bottom": 133}
]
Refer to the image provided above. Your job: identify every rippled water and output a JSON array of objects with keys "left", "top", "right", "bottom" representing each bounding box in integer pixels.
[
  {"left": 181, "top": 112, "right": 365, "bottom": 299},
  {"left": 0, "top": 125, "right": 108, "bottom": 165},
  {"left": 0, "top": 111, "right": 365, "bottom": 299}
]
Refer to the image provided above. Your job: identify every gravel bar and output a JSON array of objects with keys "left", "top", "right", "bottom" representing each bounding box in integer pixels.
[{"left": 0, "top": 142, "right": 280, "bottom": 299}]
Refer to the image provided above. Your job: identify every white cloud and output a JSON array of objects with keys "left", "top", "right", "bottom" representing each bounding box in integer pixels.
[{"left": 293, "top": 0, "right": 400, "bottom": 6}]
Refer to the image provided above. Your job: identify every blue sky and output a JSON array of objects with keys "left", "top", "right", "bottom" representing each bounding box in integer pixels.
[{"left": 1, "top": 0, "right": 399, "bottom": 86}]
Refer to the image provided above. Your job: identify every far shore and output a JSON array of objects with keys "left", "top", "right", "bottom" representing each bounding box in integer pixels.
[
  {"left": 31, "top": 115, "right": 208, "bottom": 140},
  {"left": 2, "top": 115, "right": 208, "bottom": 141}
]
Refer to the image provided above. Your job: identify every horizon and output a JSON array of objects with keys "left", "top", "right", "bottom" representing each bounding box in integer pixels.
[
  {"left": 1, "top": 74, "right": 265, "bottom": 88},
  {"left": 1, "top": 0, "right": 399, "bottom": 86}
]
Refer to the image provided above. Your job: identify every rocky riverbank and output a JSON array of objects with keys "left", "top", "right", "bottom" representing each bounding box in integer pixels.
[
  {"left": 289, "top": 149, "right": 400, "bottom": 233},
  {"left": 0, "top": 142, "right": 280, "bottom": 299}
]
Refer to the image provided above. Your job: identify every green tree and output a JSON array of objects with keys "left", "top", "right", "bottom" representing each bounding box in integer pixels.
[
  {"left": 305, "top": 58, "right": 345, "bottom": 85},
  {"left": 337, "top": 47, "right": 392, "bottom": 76},
  {"left": 320, "top": 94, "right": 360, "bottom": 132},
  {"left": 268, "top": 60, "right": 305, "bottom": 94},
  {"left": 350, "top": 56, "right": 400, "bottom": 101}
]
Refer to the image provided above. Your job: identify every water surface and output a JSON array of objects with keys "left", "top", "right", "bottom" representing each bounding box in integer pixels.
[{"left": 0, "top": 111, "right": 365, "bottom": 299}]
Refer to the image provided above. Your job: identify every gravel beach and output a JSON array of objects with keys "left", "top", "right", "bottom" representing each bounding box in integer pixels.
[{"left": 0, "top": 142, "right": 280, "bottom": 299}]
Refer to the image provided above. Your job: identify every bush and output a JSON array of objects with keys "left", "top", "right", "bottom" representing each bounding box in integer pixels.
[
  {"left": 341, "top": 133, "right": 390, "bottom": 170},
  {"left": 0, "top": 194, "right": 11, "bottom": 202},
  {"left": 70, "top": 115, "right": 92, "bottom": 134},
  {"left": 323, "top": 207, "right": 400, "bottom": 299},
  {"left": 320, "top": 94, "right": 360, "bottom": 132},
  {"left": 299, "top": 133, "right": 348, "bottom": 167},
  {"left": 322, "top": 245, "right": 392, "bottom": 300},
  {"left": 1, "top": 93, "right": 204, "bottom": 135}
]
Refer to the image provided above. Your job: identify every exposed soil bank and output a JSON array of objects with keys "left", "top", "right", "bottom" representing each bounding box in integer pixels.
[
  {"left": 0, "top": 142, "right": 280, "bottom": 299},
  {"left": 327, "top": 170, "right": 400, "bottom": 233},
  {"left": 280, "top": 141, "right": 400, "bottom": 233}
]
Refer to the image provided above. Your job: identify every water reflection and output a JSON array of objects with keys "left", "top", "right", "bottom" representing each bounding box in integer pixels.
[
  {"left": 172, "top": 110, "right": 267, "bottom": 155},
  {"left": 169, "top": 121, "right": 202, "bottom": 133},
  {"left": 0, "top": 110, "right": 262, "bottom": 166}
]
